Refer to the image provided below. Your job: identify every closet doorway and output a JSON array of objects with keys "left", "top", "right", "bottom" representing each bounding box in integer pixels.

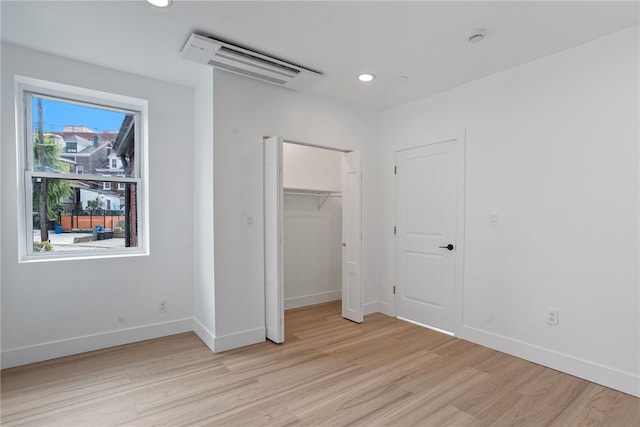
[{"left": 264, "top": 136, "right": 362, "bottom": 343}]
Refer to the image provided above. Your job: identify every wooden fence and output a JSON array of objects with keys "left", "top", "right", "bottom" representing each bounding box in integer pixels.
[{"left": 60, "top": 211, "right": 125, "bottom": 232}]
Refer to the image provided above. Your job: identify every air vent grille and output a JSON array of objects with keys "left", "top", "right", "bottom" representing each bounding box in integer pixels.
[
  {"left": 217, "top": 46, "right": 300, "bottom": 76},
  {"left": 180, "top": 33, "right": 321, "bottom": 90},
  {"left": 208, "top": 60, "right": 288, "bottom": 85}
]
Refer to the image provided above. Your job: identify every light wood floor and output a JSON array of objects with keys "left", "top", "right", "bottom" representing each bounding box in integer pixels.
[{"left": 2, "top": 301, "right": 639, "bottom": 426}]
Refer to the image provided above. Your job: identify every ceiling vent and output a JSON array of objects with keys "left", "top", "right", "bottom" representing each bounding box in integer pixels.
[{"left": 180, "top": 33, "right": 322, "bottom": 90}]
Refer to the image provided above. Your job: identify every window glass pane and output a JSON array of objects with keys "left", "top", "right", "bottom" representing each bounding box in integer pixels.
[
  {"left": 31, "top": 177, "right": 138, "bottom": 253},
  {"left": 31, "top": 96, "right": 135, "bottom": 178}
]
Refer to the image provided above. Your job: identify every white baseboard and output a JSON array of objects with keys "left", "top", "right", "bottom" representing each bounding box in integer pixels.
[
  {"left": 213, "top": 327, "right": 265, "bottom": 353},
  {"left": 1, "top": 318, "right": 193, "bottom": 369},
  {"left": 284, "top": 290, "right": 341, "bottom": 310},
  {"left": 193, "top": 318, "right": 216, "bottom": 353},
  {"left": 364, "top": 301, "right": 381, "bottom": 315},
  {"left": 364, "top": 300, "right": 392, "bottom": 316},
  {"left": 459, "top": 324, "right": 640, "bottom": 398}
]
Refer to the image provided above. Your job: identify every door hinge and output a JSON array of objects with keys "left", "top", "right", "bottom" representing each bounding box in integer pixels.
[
  {"left": 393, "top": 226, "right": 396, "bottom": 235},
  {"left": 394, "top": 165, "right": 397, "bottom": 175},
  {"left": 393, "top": 285, "right": 396, "bottom": 295}
]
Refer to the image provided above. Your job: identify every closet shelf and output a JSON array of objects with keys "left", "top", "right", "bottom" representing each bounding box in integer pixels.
[{"left": 283, "top": 188, "right": 342, "bottom": 209}]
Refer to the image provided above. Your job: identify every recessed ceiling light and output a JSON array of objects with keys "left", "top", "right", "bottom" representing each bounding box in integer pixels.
[
  {"left": 394, "top": 75, "right": 409, "bottom": 82},
  {"left": 358, "top": 73, "right": 375, "bottom": 82},
  {"left": 146, "top": 0, "right": 173, "bottom": 8}
]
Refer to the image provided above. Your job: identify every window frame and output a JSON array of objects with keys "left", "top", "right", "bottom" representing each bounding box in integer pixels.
[{"left": 16, "top": 76, "right": 150, "bottom": 262}]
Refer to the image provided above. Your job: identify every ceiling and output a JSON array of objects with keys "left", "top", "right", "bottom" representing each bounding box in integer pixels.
[{"left": 2, "top": 1, "right": 638, "bottom": 111}]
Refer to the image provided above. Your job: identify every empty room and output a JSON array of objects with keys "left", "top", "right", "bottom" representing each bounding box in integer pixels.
[{"left": 1, "top": 1, "right": 639, "bottom": 425}]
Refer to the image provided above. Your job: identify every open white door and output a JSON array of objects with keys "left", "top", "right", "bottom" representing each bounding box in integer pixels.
[
  {"left": 342, "top": 151, "right": 363, "bottom": 323},
  {"left": 264, "top": 136, "right": 284, "bottom": 343}
]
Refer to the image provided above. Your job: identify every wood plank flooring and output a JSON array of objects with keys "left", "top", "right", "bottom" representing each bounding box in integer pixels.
[{"left": 2, "top": 301, "right": 639, "bottom": 426}]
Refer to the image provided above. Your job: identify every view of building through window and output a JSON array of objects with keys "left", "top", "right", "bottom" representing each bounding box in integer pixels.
[{"left": 29, "top": 95, "right": 139, "bottom": 254}]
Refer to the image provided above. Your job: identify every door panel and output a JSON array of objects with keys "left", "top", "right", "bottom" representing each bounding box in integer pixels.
[
  {"left": 264, "top": 136, "right": 284, "bottom": 343},
  {"left": 395, "top": 140, "right": 457, "bottom": 332},
  {"left": 404, "top": 251, "right": 444, "bottom": 306},
  {"left": 342, "top": 151, "right": 363, "bottom": 323},
  {"left": 406, "top": 154, "right": 444, "bottom": 234}
]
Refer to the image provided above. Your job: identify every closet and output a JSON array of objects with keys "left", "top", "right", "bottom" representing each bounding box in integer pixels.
[
  {"left": 264, "top": 136, "right": 362, "bottom": 344},
  {"left": 282, "top": 143, "right": 343, "bottom": 310}
]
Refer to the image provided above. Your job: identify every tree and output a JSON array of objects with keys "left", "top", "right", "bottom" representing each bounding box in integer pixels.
[
  {"left": 32, "top": 129, "right": 72, "bottom": 239},
  {"left": 87, "top": 196, "right": 105, "bottom": 212}
]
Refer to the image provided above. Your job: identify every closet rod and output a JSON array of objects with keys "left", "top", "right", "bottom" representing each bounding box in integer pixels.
[
  {"left": 284, "top": 191, "right": 342, "bottom": 197},
  {"left": 283, "top": 190, "right": 342, "bottom": 209}
]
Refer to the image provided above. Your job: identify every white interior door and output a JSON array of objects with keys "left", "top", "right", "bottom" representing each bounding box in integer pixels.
[
  {"left": 342, "top": 151, "right": 363, "bottom": 323},
  {"left": 395, "top": 139, "right": 457, "bottom": 333},
  {"left": 264, "top": 136, "right": 284, "bottom": 343}
]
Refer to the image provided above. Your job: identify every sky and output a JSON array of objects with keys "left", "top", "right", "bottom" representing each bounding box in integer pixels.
[{"left": 32, "top": 97, "right": 127, "bottom": 133}]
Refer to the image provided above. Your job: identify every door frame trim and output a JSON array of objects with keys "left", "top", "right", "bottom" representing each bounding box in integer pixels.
[
  {"left": 393, "top": 130, "right": 466, "bottom": 336},
  {"left": 263, "top": 136, "right": 365, "bottom": 343},
  {"left": 263, "top": 136, "right": 352, "bottom": 153}
]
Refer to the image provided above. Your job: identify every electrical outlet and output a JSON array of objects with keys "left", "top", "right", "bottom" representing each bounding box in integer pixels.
[
  {"left": 159, "top": 300, "right": 168, "bottom": 313},
  {"left": 546, "top": 308, "right": 559, "bottom": 326}
]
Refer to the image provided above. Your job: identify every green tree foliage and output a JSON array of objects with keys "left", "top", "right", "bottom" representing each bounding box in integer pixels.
[
  {"left": 87, "top": 196, "right": 105, "bottom": 212},
  {"left": 33, "top": 134, "right": 72, "bottom": 220}
]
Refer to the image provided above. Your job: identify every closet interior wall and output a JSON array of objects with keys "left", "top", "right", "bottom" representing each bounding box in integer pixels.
[{"left": 282, "top": 143, "right": 343, "bottom": 310}]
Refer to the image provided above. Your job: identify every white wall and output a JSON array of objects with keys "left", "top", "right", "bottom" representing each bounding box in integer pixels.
[
  {"left": 284, "top": 197, "right": 342, "bottom": 309},
  {"left": 211, "top": 71, "right": 380, "bottom": 350},
  {"left": 192, "top": 69, "right": 216, "bottom": 351},
  {"left": 379, "top": 26, "right": 640, "bottom": 396},
  {"left": 283, "top": 144, "right": 343, "bottom": 309},
  {"left": 0, "top": 44, "right": 195, "bottom": 367},
  {"left": 283, "top": 143, "right": 342, "bottom": 191}
]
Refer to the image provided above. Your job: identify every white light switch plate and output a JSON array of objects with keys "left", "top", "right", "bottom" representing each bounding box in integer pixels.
[{"left": 489, "top": 211, "right": 499, "bottom": 226}]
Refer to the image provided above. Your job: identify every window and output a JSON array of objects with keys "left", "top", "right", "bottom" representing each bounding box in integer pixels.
[{"left": 17, "top": 76, "right": 148, "bottom": 260}]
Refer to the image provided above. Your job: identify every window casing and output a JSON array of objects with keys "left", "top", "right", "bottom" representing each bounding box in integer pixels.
[{"left": 16, "top": 76, "right": 149, "bottom": 261}]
